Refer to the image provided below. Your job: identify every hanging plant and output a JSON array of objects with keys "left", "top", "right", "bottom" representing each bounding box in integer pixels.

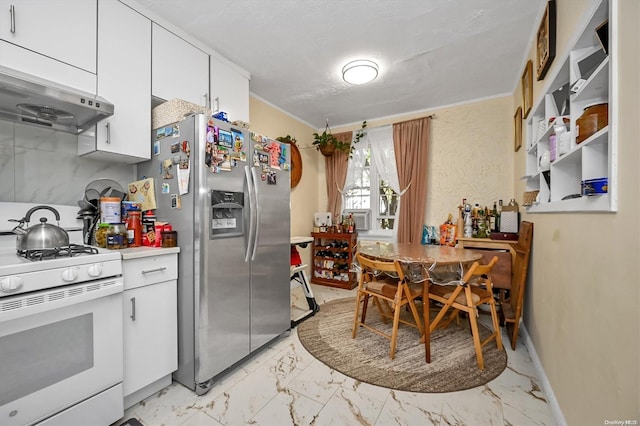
[{"left": 312, "top": 120, "right": 367, "bottom": 158}]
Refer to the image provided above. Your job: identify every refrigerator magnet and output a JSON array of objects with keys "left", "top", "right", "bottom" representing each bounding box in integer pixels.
[
  {"left": 170, "top": 142, "right": 180, "bottom": 153},
  {"left": 218, "top": 130, "right": 233, "bottom": 148},
  {"left": 267, "top": 141, "right": 281, "bottom": 170},
  {"left": 267, "top": 170, "right": 277, "bottom": 184},
  {"left": 170, "top": 194, "right": 182, "bottom": 209},
  {"left": 153, "top": 140, "right": 160, "bottom": 156},
  {"left": 205, "top": 142, "right": 213, "bottom": 167},
  {"left": 162, "top": 182, "right": 170, "bottom": 194},
  {"left": 232, "top": 129, "right": 244, "bottom": 152},
  {"left": 163, "top": 159, "right": 174, "bottom": 179},
  {"left": 261, "top": 173, "right": 266, "bottom": 181},
  {"left": 178, "top": 161, "right": 190, "bottom": 195},
  {"left": 181, "top": 140, "right": 191, "bottom": 157}
]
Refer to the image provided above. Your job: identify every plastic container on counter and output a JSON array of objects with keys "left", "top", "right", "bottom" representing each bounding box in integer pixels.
[{"left": 100, "top": 197, "right": 122, "bottom": 224}]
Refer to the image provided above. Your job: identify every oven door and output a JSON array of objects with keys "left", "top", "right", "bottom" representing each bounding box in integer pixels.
[{"left": 0, "top": 277, "right": 124, "bottom": 426}]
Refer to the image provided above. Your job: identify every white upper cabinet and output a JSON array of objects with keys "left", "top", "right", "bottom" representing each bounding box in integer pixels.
[
  {"left": 152, "top": 23, "right": 209, "bottom": 107},
  {"left": 78, "top": 0, "right": 151, "bottom": 163},
  {"left": 210, "top": 54, "right": 250, "bottom": 123},
  {"left": 0, "top": 0, "right": 97, "bottom": 92}
]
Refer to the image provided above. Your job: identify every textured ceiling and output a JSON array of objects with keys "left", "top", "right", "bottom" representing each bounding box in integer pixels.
[{"left": 130, "top": 0, "right": 545, "bottom": 128}]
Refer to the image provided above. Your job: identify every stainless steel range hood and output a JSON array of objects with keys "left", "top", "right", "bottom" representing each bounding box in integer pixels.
[{"left": 0, "top": 66, "right": 114, "bottom": 135}]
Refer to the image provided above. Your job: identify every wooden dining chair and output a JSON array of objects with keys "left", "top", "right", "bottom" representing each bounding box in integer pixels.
[
  {"left": 428, "top": 256, "right": 503, "bottom": 370},
  {"left": 500, "top": 221, "right": 533, "bottom": 349},
  {"left": 352, "top": 253, "right": 424, "bottom": 360}
]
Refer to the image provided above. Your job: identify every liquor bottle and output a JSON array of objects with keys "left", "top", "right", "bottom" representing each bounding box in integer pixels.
[
  {"left": 490, "top": 202, "right": 497, "bottom": 232},
  {"left": 497, "top": 199, "right": 503, "bottom": 232},
  {"left": 455, "top": 201, "right": 464, "bottom": 241},
  {"left": 347, "top": 214, "right": 354, "bottom": 233}
]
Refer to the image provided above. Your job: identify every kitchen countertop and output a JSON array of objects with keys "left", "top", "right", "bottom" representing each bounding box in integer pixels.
[{"left": 119, "top": 246, "right": 180, "bottom": 260}]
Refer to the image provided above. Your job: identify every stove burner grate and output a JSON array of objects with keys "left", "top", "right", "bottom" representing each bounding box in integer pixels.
[{"left": 19, "top": 244, "right": 99, "bottom": 261}]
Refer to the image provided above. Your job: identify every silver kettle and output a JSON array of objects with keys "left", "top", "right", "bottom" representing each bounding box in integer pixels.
[{"left": 11, "top": 205, "right": 70, "bottom": 251}]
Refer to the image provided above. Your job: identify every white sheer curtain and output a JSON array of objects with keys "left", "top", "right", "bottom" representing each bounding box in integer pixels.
[
  {"left": 368, "top": 126, "right": 399, "bottom": 194},
  {"left": 343, "top": 133, "right": 369, "bottom": 193}
]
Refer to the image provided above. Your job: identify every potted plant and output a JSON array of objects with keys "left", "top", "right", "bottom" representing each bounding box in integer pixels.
[{"left": 312, "top": 121, "right": 367, "bottom": 157}]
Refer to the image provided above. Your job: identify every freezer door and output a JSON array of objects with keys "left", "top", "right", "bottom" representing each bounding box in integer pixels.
[
  {"left": 197, "top": 146, "right": 251, "bottom": 382},
  {"left": 249, "top": 158, "right": 291, "bottom": 351}
]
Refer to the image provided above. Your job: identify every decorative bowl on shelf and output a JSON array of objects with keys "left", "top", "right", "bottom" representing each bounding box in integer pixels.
[{"left": 576, "top": 103, "right": 608, "bottom": 144}]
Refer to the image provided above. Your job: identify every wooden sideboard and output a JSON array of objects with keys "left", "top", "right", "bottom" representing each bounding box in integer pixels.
[{"left": 456, "top": 237, "right": 516, "bottom": 293}]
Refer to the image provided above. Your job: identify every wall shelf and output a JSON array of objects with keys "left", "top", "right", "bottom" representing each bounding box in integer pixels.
[{"left": 523, "top": 0, "right": 615, "bottom": 213}]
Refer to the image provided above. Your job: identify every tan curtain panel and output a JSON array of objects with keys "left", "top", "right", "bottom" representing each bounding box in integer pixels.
[
  {"left": 325, "top": 131, "right": 352, "bottom": 218},
  {"left": 393, "top": 117, "right": 431, "bottom": 243}
]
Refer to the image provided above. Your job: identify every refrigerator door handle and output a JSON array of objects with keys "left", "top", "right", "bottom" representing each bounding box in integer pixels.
[
  {"left": 244, "top": 166, "right": 257, "bottom": 262},
  {"left": 250, "top": 167, "right": 261, "bottom": 261}
]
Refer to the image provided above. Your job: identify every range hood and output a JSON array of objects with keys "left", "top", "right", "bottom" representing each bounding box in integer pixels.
[{"left": 0, "top": 66, "right": 114, "bottom": 134}]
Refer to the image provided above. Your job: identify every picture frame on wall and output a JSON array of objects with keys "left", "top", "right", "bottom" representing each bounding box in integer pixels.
[
  {"left": 536, "top": 0, "right": 556, "bottom": 81},
  {"left": 521, "top": 60, "right": 533, "bottom": 119},
  {"left": 514, "top": 106, "right": 523, "bottom": 152}
]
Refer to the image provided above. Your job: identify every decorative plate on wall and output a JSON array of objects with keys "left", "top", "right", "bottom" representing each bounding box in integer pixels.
[{"left": 287, "top": 140, "right": 302, "bottom": 188}]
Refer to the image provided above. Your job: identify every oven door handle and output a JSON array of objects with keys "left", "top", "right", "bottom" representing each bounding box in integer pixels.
[{"left": 0, "top": 278, "right": 123, "bottom": 322}]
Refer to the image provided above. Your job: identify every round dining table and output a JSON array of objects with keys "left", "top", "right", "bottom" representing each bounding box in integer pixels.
[
  {"left": 356, "top": 241, "right": 484, "bottom": 363},
  {"left": 357, "top": 241, "right": 483, "bottom": 266}
]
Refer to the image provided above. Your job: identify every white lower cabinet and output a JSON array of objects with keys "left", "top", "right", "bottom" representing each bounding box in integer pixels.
[{"left": 122, "top": 251, "right": 178, "bottom": 409}]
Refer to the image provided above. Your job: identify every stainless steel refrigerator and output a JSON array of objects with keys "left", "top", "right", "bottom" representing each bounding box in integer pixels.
[{"left": 138, "top": 114, "right": 291, "bottom": 395}]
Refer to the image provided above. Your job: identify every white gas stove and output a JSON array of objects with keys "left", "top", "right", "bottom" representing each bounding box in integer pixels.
[
  {"left": 0, "top": 243, "right": 122, "bottom": 297},
  {"left": 0, "top": 203, "right": 124, "bottom": 426}
]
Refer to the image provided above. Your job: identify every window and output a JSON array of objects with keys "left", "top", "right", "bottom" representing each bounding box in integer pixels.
[{"left": 344, "top": 147, "right": 399, "bottom": 233}]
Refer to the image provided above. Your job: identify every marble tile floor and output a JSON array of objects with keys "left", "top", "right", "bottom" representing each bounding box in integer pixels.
[{"left": 117, "top": 284, "right": 556, "bottom": 426}]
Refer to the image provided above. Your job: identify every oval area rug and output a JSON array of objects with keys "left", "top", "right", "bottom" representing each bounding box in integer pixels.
[{"left": 297, "top": 297, "right": 507, "bottom": 393}]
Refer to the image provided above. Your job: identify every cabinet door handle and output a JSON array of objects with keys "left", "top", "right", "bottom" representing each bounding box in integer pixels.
[
  {"left": 141, "top": 267, "right": 167, "bottom": 275},
  {"left": 203, "top": 92, "right": 209, "bottom": 109},
  {"left": 213, "top": 97, "right": 220, "bottom": 113},
  {"left": 9, "top": 5, "right": 15, "bottom": 34},
  {"left": 130, "top": 297, "right": 136, "bottom": 321},
  {"left": 105, "top": 122, "right": 111, "bottom": 144}
]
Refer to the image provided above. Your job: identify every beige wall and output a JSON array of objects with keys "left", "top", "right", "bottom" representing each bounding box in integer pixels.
[
  {"left": 326, "top": 96, "right": 515, "bottom": 228},
  {"left": 514, "top": 1, "right": 640, "bottom": 424},
  {"left": 248, "top": 96, "right": 319, "bottom": 261}
]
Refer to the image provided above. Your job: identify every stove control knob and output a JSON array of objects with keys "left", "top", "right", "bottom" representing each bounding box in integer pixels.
[
  {"left": 0, "top": 276, "right": 23, "bottom": 293},
  {"left": 87, "top": 264, "right": 103, "bottom": 277},
  {"left": 61, "top": 268, "right": 78, "bottom": 282}
]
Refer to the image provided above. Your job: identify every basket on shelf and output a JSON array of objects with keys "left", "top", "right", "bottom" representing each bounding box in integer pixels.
[{"left": 523, "top": 190, "right": 540, "bottom": 206}]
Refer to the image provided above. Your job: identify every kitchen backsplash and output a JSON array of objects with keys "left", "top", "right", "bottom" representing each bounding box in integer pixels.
[{"left": 0, "top": 120, "right": 136, "bottom": 205}]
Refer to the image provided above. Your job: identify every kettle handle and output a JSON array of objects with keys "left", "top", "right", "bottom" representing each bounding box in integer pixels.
[{"left": 24, "top": 205, "right": 61, "bottom": 224}]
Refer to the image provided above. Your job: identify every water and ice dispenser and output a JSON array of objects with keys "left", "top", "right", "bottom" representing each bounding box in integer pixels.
[{"left": 210, "top": 190, "right": 244, "bottom": 238}]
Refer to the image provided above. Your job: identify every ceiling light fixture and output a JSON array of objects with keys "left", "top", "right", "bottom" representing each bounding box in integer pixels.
[{"left": 342, "top": 60, "right": 378, "bottom": 85}]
